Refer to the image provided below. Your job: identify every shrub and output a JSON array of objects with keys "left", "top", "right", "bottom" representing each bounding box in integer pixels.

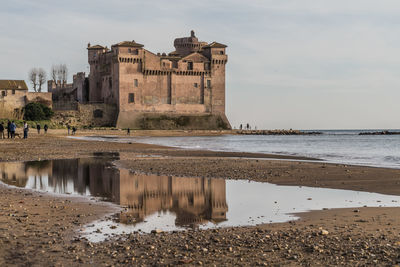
[{"left": 23, "top": 103, "right": 54, "bottom": 121}]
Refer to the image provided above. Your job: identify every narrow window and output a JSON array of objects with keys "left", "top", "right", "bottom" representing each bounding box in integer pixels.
[
  {"left": 109, "top": 78, "right": 112, "bottom": 88},
  {"left": 12, "top": 89, "right": 15, "bottom": 95},
  {"left": 134, "top": 79, "right": 138, "bottom": 87},
  {"left": 204, "top": 62, "right": 210, "bottom": 70},
  {"left": 128, "top": 48, "right": 132, "bottom": 53},
  {"left": 200, "top": 85, "right": 204, "bottom": 104},
  {"left": 188, "top": 195, "right": 194, "bottom": 206},
  {"left": 128, "top": 93, "right": 135, "bottom": 103},
  {"left": 219, "top": 50, "right": 224, "bottom": 55},
  {"left": 187, "top": 62, "right": 193, "bottom": 70},
  {"left": 167, "top": 74, "right": 172, "bottom": 104},
  {"left": 206, "top": 80, "right": 211, "bottom": 88}
]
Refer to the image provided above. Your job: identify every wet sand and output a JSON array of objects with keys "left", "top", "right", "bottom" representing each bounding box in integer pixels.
[{"left": 1, "top": 130, "right": 400, "bottom": 266}]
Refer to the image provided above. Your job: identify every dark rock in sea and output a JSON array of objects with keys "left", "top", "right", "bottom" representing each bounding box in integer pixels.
[
  {"left": 236, "top": 130, "right": 322, "bottom": 135},
  {"left": 359, "top": 131, "right": 400, "bottom": 135}
]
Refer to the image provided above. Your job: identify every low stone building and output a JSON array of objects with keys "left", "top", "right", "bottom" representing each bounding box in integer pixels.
[
  {"left": 50, "top": 31, "right": 231, "bottom": 129},
  {"left": 0, "top": 80, "right": 52, "bottom": 119}
]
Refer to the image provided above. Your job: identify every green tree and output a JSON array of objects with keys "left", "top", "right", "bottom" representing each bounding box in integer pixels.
[{"left": 23, "top": 103, "right": 54, "bottom": 121}]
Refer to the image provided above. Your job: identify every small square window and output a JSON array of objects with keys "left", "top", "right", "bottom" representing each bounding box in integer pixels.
[
  {"left": 128, "top": 93, "right": 135, "bottom": 103},
  {"left": 1, "top": 91, "right": 6, "bottom": 97},
  {"left": 187, "top": 62, "right": 193, "bottom": 70},
  {"left": 93, "top": 109, "right": 103, "bottom": 118},
  {"left": 134, "top": 79, "right": 138, "bottom": 87},
  {"left": 194, "top": 83, "right": 198, "bottom": 88},
  {"left": 206, "top": 80, "right": 211, "bottom": 88}
]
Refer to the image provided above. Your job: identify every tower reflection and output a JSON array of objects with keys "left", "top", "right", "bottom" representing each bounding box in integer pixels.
[{"left": 0, "top": 158, "right": 228, "bottom": 229}]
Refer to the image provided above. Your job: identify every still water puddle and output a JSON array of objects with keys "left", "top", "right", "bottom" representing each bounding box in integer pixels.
[{"left": 1, "top": 155, "right": 400, "bottom": 242}]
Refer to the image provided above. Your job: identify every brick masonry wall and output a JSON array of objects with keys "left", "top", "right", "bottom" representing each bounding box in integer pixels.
[
  {"left": 53, "top": 103, "right": 117, "bottom": 127},
  {"left": 26, "top": 92, "right": 53, "bottom": 107}
]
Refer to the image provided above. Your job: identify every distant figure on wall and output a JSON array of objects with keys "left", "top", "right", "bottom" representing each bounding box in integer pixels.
[
  {"left": 36, "top": 124, "right": 41, "bottom": 134},
  {"left": 23, "top": 122, "right": 29, "bottom": 139},
  {"left": 72, "top": 127, "right": 77, "bottom": 135},
  {"left": 0, "top": 122, "right": 4, "bottom": 139},
  {"left": 240, "top": 124, "right": 242, "bottom": 130},
  {"left": 67, "top": 124, "right": 70, "bottom": 135},
  {"left": 127, "top": 128, "right": 130, "bottom": 135},
  {"left": 44, "top": 124, "right": 48, "bottom": 134}
]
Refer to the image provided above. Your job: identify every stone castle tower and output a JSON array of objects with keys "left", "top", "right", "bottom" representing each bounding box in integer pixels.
[{"left": 84, "top": 31, "right": 230, "bottom": 129}]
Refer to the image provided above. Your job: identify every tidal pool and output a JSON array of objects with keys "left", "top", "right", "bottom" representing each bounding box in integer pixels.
[{"left": 1, "top": 155, "right": 399, "bottom": 242}]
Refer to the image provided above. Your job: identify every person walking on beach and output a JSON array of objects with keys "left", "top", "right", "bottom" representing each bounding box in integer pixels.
[
  {"left": 7, "top": 120, "right": 11, "bottom": 138},
  {"left": 10, "top": 121, "right": 16, "bottom": 139},
  {"left": 44, "top": 124, "right": 48, "bottom": 134},
  {"left": 36, "top": 124, "right": 41, "bottom": 134},
  {"left": 0, "top": 122, "right": 5, "bottom": 139},
  {"left": 72, "top": 126, "right": 76, "bottom": 135},
  {"left": 23, "top": 121, "right": 29, "bottom": 139}
]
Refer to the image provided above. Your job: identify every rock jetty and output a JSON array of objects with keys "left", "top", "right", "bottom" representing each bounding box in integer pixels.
[
  {"left": 359, "top": 130, "right": 400, "bottom": 135},
  {"left": 236, "top": 130, "right": 322, "bottom": 135}
]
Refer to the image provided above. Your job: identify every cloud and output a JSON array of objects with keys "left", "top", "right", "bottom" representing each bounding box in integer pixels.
[{"left": 1, "top": 0, "right": 400, "bottom": 128}]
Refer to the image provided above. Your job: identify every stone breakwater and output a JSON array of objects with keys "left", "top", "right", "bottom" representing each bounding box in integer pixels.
[
  {"left": 359, "top": 130, "right": 400, "bottom": 135},
  {"left": 236, "top": 130, "right": 322, "bottom": 135}
]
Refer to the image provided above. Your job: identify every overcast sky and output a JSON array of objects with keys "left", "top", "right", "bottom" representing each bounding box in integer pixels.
[{"left": 1, "top": 0, "right": 400, "bottom": 129}]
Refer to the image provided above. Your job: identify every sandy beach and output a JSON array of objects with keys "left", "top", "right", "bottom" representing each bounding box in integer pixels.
[{"left": 1, "top": 130, "right": 400, "bottom": 266}]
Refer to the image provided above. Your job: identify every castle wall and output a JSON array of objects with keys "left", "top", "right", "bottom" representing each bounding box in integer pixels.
[
  {"left": 52, "top": 103, "right": 117, "bottom": 127},
  {"left": 0, "top": 90, "right": 27, "bottom": 112},
  {"left": 26, "top": 92, "right": 52, "bottom": 107}
]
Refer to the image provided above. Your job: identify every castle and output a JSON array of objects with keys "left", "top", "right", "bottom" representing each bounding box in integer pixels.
[{"left": 49, "top": 31, "right": 231, "bottom": 129}]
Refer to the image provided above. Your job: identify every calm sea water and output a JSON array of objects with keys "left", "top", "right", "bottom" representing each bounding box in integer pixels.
[{"left": 77, "top": 130, "right": 400, "bottom": 169}]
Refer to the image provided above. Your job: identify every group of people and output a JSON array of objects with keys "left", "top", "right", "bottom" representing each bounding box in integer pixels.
[
  {"left": 0, "top": 121, "right": 17, "bottom": 139},
  {"left": 66, "top": 125, "right": 77, "bottom": 135},
  {"left": 239, "top": 123, "right": 253, "bottom": 130},
  {"left": 0, "top": 121, "right": 48, "bottom": 139}
]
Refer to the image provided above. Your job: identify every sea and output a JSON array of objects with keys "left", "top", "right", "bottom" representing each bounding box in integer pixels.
[{"left": 76, "top": 129, "right": 400, "bottom": 169}]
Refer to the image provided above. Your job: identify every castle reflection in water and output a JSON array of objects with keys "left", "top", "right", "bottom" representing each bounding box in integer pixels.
[{"left": 0, "top": 157, "right": 228, "bottom": 228}]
